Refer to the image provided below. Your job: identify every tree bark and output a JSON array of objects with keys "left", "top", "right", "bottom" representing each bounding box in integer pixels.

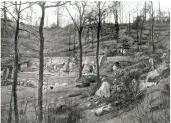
[
  {"left": 69, "top": 35, "right": 71, "bottom": 56},
  {"left": 3, "top": 1, "right": 7, "bottom": 38},
  {"left": 73, "top": 29, "right": 76, "bottom": 56},
  {"left": 7, "top": 92, "right": 13, "bottom": 123},
  {"left": 144, "top": 2, "right": 146, "bottom": 21},
  {"left": 129, "top": 13, "right": 130, "bottom": 35},
  {"left": 88, "top": 26, "right": 89, "bottom": 42},
  {"left": 115, "top": 10, "right": 119, "bottom": 43},
  {"left": 57, "top": 7, "right": 60, "bottom": 27},
  {"left": 91, "top": 27, "right": 94, "bottom": 50},
  {"left": 140, "top": 4, "right": 146, "bottom": 51},
  {"left": 151, "top": 2, "right": 155, "bottom": 53},
  {"left": 38, "top": 3, "right": 45, "bottom": 123},
  {"left": 78, "top": 30, "right": 83, "bottom": 79},
  {"left": 101, "top": 25, "right": 103, "bottom": 48},
  {"left": 136, "top": 26, "right": 140, "bottom": 52},
  {"left": 159, "top": 1, "right": 161, "bottom": 23},
  {"left": 12, "top": 4, "right": 20, "bottom": 123},
  {"left": 96, "top": 2, "right": 101, "bottom": 83}
]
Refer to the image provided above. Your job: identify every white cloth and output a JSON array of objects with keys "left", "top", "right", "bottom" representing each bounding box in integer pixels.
[
  {"left": 95, "top": 81, "right": 111, "bottom": 98},
  {"left": 147, "top": 70, "right": 160, "bottom": 80},
  {"left": 139, "top": 82, "right": 156, "bottom": 91}
]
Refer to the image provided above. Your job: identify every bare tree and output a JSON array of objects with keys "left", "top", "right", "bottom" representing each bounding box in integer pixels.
[
  {"left": 65, "top": 2, "right": 88, "bottom": 79},
  {"left": 139, "top": 2, "right": 146, "bottom": 50},
  {"left": 3, "top": 2, "right": 35, "bottom": 123},
  {"left": 89, "top": 1, "right": 108, "bottom": 82},
  {"left": 2, "top": 1, "right": 7, "bottom": 38},
  {"left": 91, "top": 25, "right": 94, "bottom": 50},
  {"left": 73, "top": 27, "right": 76, "bottom": 55},
  {"left": 159, "top": 1, "right": 161, "bottom": 23},
  {"left": 128, "top": 12, "right": 131, "bottom": 35},
  {"left": 110, "top": 1, "right": 121, "bottom": 43},
  {"left": 53, "top": 6, "right": 60, "bottom": 27},
  {"left": 87, "top": 12, "right": 95, "bottom": 50},
  {"left": 144, "top": 1, "right": 146, "bottom": 21},
  {"left": 37, "top": 2, "right": 45, "bottom": 123},
  {"left": 12, "top": 3, "right": 20, "bottom": 122},
  {"left": 151, "top": 1, "right": 155, "bottom": 53},
  {"left": 96, "top": 2, "right": 101, "bottom": 82},
  {"left": 36, "top": 2, "right": 68, "bottom": 123}
]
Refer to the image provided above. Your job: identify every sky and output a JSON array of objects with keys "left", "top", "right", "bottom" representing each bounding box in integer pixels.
[{"left": 2, "top": 0, "right": 171, "bottom": 27}]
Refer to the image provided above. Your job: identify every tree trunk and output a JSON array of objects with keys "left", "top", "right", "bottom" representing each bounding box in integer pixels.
[
  {"left": 140, "top": 19, "right": 144, "bottom": 51},
  {"left": 144, "top": 2, "right": 146, "bottom": 21},
  {"left": 91, "top": 27, "right": 94, "bottom": 50},
  {"left": 101, "top": 25, "right": 103, "bottom": 48},
  {"left": 88, "top": 26, "right": 89, "bottom": 42},
  {"left": 78, "top": 31, "right": 83, "bottom": 79},
  {"left": 73, "top": 29, "right": 76, "bottom": 56},
  {"left": 159, "top": 1, "right": 161, "bottom": 23},
  {"left": 31, "top": 9, "right": 32, "bottom": 27},
  {"left": 151, "top": 2, "right": 155, "bottom": 53},
  {"left": 12, "top": 7, "right": 20, "bottom": 123},
  {"left": 69, "top": 35, "right": 71, "bottom": 56},
  {"left": 129, "top": 13, "right": 130, "bottom": 35},
  {"left": 140, "top": 4, "right": 146, "bottom": 51},
  {"left": 115, "top": 10, "right": 119, "bottom": 43},
  {"left": 136, "top": 28, "right": 140, "bottom": 52},
  {"left": 57, "top": 7, "right": 60, "bottom": 28},
  {"left": 3, "top": 1, "right": 7, "bottom": 38},
  {"left": 96, "top": 2, "right": 100, "bottom": 83},
  {"left": 38, "top": 4, "right": 45, "bottom": 123},
  {"left": 136, "top": 20, "right": 140, "bottom": 52},
  {"left": 7, "top": 92, "right": 13, "bottom": 123}
]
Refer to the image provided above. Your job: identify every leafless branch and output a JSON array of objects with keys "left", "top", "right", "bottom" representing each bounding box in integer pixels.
[
  {"left": 65, "top": 5, "right": 79, "bottom": 31},
  {"left": 21, "top": 42, "right": 39, "bottom": 52},
  {"left": 19, "top": 28, "right": 40, "bottom": 41},
  {"left": 45, "top": 1, "right": 69, "bottom": 8},
  {"left": 20, "top": 2, "right": 36, "bottom": 12}
]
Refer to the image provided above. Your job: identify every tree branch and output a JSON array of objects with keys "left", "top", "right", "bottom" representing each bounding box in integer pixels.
[
  {"left": 65, "top": 5, "right": 79, "bottom": 31},
  {"left": 21, "top": 42, "right": 39, "bottom": 52},
  {"left": 20, "top": 2, "right": 36, "bottom": 12},
  {"left": 19, "top": 28, "right": 40, "bottom": 41},
  {"left": 45, "top": 1, "right": 69, "bottom": 8}
]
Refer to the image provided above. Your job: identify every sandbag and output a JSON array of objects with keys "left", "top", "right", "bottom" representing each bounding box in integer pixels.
[{"left": 95, "top": 81, "right": 111, "bottom": 98}]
